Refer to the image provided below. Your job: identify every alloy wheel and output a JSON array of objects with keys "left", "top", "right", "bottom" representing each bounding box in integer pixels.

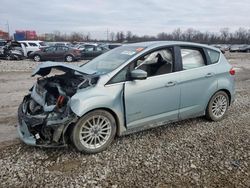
[
  {"left": 211, "top": 94, "right": 228, "bottom": 118},
  {"left": 79, "top": 115, "right": 112, "bottom": 149},
  {"left": 34, "top": 55, "right": 40, "bottom": 62},
  {"left": 66, "top": 55, "right": 73, "bottom": 62}
]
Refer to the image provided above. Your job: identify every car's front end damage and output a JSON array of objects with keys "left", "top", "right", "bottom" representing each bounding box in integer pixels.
[{"left": 17, "top": 62, "right": 98, "bottom": 147}]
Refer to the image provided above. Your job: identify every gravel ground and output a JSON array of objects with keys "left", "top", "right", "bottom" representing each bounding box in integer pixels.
[{"left": 0, "top": 54, "right": 249, "bottom": 187}]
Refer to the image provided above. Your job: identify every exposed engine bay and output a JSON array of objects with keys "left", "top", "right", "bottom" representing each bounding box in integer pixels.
[{"left": 18, "top": 70, "right": 99, "bottom": 146}]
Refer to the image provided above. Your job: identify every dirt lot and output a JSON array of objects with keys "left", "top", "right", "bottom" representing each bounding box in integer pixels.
[{"left": 0, "top": 54, "right": 249, "bottom": 187}]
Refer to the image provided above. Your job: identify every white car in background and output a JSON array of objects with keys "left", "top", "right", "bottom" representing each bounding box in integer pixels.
[{"left": 18, "top": 40, "right": 47, "bottom": 57}]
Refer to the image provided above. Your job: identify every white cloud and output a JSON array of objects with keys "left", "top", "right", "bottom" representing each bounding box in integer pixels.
[{"left": 0, "top": 0, "right": 249, "bottom": 39}]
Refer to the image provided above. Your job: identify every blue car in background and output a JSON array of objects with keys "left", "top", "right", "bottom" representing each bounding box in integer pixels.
[{"left": 18, "top": 41, "right": 235, "bottom": 153}]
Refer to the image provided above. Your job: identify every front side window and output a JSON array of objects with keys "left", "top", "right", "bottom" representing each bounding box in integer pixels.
[
  {"left": 181, "top": 48, "right": 205, "bottom": 70},
  {"left": 57, "top": 46, "right": 68, "bottom": 51},
  {"left": 96, "top": 47, "right": 103, "bottom": 51},
  {"left": 45, "top": 47, "right": 56, "bottom": 52},
  {"left": 84, "top": 45, "right": 95, "bottom": 52},
  {"left": 108, "top": 48, "right": 173, "bottom": 84},
  {"left": 134, "top": 48, "right": 173, "bottom": 77}
]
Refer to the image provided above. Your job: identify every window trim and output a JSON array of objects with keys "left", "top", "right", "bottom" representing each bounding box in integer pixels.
[
  {"left": 204, "top": 48, "right": 221, "bottom": 65},
  {"left": 178, "top": 46, "right": 208, "bottom": 71},
  {"left": 106, "top": 45, "right": 178, "bottom": 86}
]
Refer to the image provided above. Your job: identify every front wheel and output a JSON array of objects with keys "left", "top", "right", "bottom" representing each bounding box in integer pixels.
[
  {"left": 72, "top": 110, "right": 117, "bottom": 153},
  {"left": 33, "top": 55, "right": 41, "bottom": 62},
  {"left": 206, "top": 91, "right": 229, "bottom": 121}
]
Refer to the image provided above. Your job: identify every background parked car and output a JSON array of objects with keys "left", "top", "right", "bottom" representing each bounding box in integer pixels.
[
  {"left": 106, "top": 43, "right": 122, "bottom": 49},
  {"left": 18, "top": 40, "right": 47, "bottom": 57},
  {"left": 237, "top": 45, "right": 250, "bottom": 53},
  {"left": 229, "top": 45, "right": 242, "bottom": 52},
  {"left": 0, "top": 41, "right": 25, "bottom": 60},
  {"left": 76, "top": 43, "right": 109, "bottom": 60},
  {"left": 29, "top": 46, "right": 81, "bottom": 62}
]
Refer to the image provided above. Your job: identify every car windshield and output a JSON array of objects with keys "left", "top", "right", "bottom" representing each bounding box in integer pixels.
[{"left": 80, "top": 46, "right": 144, "bottom": 74}]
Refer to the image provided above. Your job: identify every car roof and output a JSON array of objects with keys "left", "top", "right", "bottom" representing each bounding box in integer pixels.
[
  {"left": 18, "top": 40, "right": 43, "bottom": 43},
  {"left": 124, "top": 41, "right": 220, "bottom": 52}
]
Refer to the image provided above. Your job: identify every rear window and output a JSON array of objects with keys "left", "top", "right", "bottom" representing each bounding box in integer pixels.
[{"left": 207, "top": 49, "right": 220, "bottom": 64}]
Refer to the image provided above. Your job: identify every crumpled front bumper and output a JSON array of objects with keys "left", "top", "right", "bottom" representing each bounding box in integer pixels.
[
  {"left": 17, "top": 98, "right": 74, "bottom": 148},
  {"left": 17, "top": 119, "right": 36, "bottom": 146}
]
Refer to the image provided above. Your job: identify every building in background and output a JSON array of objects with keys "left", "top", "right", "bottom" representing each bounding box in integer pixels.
[
  {"left": 14, "top": 30, "right": 38, "bottom": 41},
  {"left": 0, "top": 29, "right": 9, "bottom": 40}
]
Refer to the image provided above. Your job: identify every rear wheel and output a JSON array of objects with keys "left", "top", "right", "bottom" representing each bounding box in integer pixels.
[
  {"left": 65, "top": 55, "right": 73, "bottom": 62},
  {"left": 206, "top": 91, "right": 229, "bottom": 121},
  {"left": 72, "top": 110, "right": 117, "bottom": 153},
  {"left": 33, "top": 55, "right": 41, "bottom": 62}
]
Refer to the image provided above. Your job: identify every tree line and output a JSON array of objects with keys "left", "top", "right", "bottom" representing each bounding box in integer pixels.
[{"left": 42, "top": 27, "right": 250, "bottom": 44}]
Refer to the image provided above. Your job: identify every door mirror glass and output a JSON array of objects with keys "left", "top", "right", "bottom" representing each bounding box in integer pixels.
[{"left": 130, "top": 69, "right": 147, "bottom": 80}]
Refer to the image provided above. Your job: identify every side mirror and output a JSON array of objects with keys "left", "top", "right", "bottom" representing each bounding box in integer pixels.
[{"left": 130, "top": 69, "right": 147, "bottom": 80}]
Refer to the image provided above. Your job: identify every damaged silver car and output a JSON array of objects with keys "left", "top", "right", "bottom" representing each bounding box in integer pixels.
[{"left": 18, "top": 41, "right": 235, "bottom": 153}]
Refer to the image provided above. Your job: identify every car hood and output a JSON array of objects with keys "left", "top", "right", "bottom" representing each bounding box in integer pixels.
[{"left": 32, "top": 61, "right": 96, "bottom": 77}]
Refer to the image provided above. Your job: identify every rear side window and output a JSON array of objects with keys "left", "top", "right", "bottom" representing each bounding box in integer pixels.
[
  {"left": 181, "top": 48, "right": 205, "bottom": 70},
  {"left": 28, "top": 42, "right": 38, "bottom": 47},
  {"left": 207, "top": 49, "right": 220, "bottom": 64}
]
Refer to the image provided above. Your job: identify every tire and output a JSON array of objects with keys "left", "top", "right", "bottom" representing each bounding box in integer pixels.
[
  {"left": 72, "top": 110, "right": 117, "bottom": 153},
  {"left": 6, "top": 55, "right": 11, "bottom": 60},
  {"left": 33, "top": 55, "right": 41, "bottom": 62},
  {"left": 65, "top": 55, "right": 73, "bottom": 62},
  {"left": 206, "top": 91, "right": 229, "bottom": 121},
  {"left": 247, "top": 49, "right": 250, "bottom": 53}
]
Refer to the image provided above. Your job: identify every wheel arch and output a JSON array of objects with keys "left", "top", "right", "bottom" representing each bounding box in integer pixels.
[{"left": 71, "top": 107, "right": 123, "bottom": 137}]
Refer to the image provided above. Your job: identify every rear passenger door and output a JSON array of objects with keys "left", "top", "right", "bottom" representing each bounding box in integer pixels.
[
  {"left": 177, "top": 46, "right": 218, "bottom": 119},
  {"left": 56, "top": 46, "right": 68, "bottom": 60}
]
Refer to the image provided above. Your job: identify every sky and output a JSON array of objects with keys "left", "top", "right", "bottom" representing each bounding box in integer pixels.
[{"left": 0, "top": 0, "right": 249, "bottom": 39}]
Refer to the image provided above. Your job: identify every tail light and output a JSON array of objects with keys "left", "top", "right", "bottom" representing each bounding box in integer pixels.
[{"left": 229, "top": 68, "right": 235, "bottom": 75}]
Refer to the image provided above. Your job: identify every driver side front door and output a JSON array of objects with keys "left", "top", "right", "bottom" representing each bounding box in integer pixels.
[{"left": 124, "top": 47, "right": 180, "bottom": 129}]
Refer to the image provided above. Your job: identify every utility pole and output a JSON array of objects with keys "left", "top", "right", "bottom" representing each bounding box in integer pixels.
[
  {"left": 106, "top": 28, "right": 109, "bottom": 41},
  {"left": 6, "top": 20, "right": 10, "bottom": 40}
]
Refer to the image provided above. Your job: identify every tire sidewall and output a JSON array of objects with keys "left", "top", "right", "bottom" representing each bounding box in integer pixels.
[
  {"left": 34, "top": 55, "right": 40, "bottom": 62},
  {"left": 207, "top": 91, "right": 229, "bottom": 121},
  {"left": 65, "top": 55, "right": 73, "bottom": 62},
  {"left": 72, "top": 110, "right": 117, "bottom": 153}
]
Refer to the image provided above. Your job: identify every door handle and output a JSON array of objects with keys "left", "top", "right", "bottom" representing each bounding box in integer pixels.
[
  {"left": 205, "top": 73, "right": 214, "bottom": 78},
  {"left": 165, "top": 81, "right": 177, "bottom": 87}
]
